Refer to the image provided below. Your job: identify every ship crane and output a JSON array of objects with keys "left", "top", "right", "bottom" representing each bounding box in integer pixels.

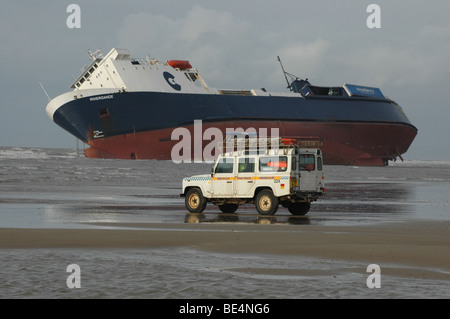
[{"left": 277, "top": 56, "right": 309, "bottom": 93}]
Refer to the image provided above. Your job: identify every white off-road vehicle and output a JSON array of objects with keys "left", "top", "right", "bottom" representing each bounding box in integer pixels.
[{"left": 180, "top": 137, "right": 325, "bottom": 216}]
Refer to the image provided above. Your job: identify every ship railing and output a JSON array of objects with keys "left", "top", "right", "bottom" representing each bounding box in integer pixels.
[{"left": 131, "top": 57, "right": 152, "bottom": 65}]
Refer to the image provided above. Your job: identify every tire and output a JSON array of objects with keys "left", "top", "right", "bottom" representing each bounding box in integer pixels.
[
  {"left": 255, "top": 189, "right": 279, "bottom": 216},
  {"left": 288, "top": 202, "right": 311, "bottom": 216},
  {"left": 185, "top": 188, "right": 206, "bottom": 213},
  {"left": 219, "top": 204, "right": 239, "bottom": 214}
]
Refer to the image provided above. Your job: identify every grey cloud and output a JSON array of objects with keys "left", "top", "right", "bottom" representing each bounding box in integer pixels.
[{"left": 0, "top": 1, "right": 448, "bottom": 160}]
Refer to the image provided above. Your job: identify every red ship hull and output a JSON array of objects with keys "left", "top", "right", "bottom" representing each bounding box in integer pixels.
[{"left": 84, "top": 121, "right": 417, "bottom": 166}]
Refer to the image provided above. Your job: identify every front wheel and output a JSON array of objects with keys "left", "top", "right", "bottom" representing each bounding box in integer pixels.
[
  {"left": 255, "top": 189, "right": 279, "bottom": 216},
  {"left": 185, "top": 188, "right": 207, "bottom": 213},
  {"left": 288, "top": 202, "right": 311, "bottom": 216}
]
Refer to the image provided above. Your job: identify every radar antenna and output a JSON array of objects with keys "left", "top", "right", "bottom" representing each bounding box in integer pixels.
[{"left": 88, "top": 49, "right": 103, "bottom": 61}]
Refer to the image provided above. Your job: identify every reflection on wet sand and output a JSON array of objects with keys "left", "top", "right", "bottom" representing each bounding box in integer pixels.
[
  {"left": 184, "top": 213, "right": 311, "bottom": 225},
  {"left": 39, "top": 178, "right": 417, "bottom": 229},
  {"left": 183, "top": 181, "right": 415, "bottom": 225}
]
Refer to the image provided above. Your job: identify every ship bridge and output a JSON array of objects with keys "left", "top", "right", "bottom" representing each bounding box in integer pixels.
[{"left": 70, "top": 48, "right": 213, "bottom": 94}]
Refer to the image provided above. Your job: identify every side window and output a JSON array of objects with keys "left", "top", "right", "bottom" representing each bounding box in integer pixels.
[
  {"left": 291, "top": 156, "right": 297, "bottom": 171},
  {"left": 259, "top": 156, "right": 288, "bottom": 172},
  {"left": 215, "top": 158, "right": 234, "bottom": 174},
  {"left": 238, "top": 157, "right": 255, "bottom": 173},
  {"left": 317, "top": 156, "right": 323, "bottom": 171},
  {"left": 299, "top": 154, "right": 315, "bottom": 171}
]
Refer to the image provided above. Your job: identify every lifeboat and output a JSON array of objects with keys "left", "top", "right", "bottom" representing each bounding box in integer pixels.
[{"left": 167, "top": 60, "right": 193, "bottom": 70}]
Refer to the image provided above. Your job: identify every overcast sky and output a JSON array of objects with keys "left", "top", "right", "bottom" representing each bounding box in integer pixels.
[{"left": 0, "top": 0, "right": 449, "bottom": 160}]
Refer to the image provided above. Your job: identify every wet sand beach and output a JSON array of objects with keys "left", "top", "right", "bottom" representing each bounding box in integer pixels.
[
  {"left": 1, "top": 220, "right": 449, "bottom": 281},
  {"left": 1, "top": 148, "right": 450, "bottom": 298}
]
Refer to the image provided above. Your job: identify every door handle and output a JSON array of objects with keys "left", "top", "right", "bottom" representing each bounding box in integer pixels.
[{"left": 227, "top": 181, "right": 232, "bottom": 183}]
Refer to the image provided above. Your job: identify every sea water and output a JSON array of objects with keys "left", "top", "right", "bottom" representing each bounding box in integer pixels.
[{"left": 0, "top": 147, "right": 449, "bottom": 299}]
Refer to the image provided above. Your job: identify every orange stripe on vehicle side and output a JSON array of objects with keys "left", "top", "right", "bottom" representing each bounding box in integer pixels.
[{"left": 212, "top": 176, "right": 281, "bottom": 181}]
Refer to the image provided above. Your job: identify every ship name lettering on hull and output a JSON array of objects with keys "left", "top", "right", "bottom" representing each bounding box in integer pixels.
[{"left": 89, "top": 95, "right": 114, "bottom": 102}]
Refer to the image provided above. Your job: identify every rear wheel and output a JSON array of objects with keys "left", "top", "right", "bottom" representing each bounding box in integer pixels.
[
  {"left": 219, "top": 204, "right": 239, "bottom": 213},
  {"left": 185, "top": 188, "right": 206, "bottom": 213},
  {"left": 255, "top": 190, "right": 279, "bottom": 216},
  {"left": 288, "top": 202, "right": 311, "bottom": 216}
]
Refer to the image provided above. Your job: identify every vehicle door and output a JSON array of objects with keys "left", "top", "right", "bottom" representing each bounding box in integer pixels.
[
  {"left": 235, "top": 157, "right": 256, "bottom": 197},
  {"left": 211, "top": 157, "right": 235, "bottom": 197},
  {"left": 299, "top": 153, "right": 318, "bottom": 191}
]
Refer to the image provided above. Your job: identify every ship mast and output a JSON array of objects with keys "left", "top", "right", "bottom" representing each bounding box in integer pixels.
[
  {"left": 277, "top": 56, "right": 309, "bottom": 93},
  {"left": 277, "top": 56, "right": 291, "bottom": 91}
]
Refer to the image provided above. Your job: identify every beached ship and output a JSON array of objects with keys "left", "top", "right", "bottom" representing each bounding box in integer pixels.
[{"left": 46, "top": 48, "right": 417, "bottom": 166}]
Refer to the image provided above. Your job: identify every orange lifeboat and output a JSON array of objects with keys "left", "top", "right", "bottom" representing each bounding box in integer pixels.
[{"left": 167, "top": 60, "right": 192, "bottom": 70}]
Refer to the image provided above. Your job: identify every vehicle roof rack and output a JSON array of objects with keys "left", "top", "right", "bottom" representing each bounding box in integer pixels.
[{"left": 218, "top": 134, "right": 322, "bottom": 153}]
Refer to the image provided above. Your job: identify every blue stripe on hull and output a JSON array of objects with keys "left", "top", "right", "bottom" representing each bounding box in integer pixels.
[{"left": 53, "top": 91, "right": 417, "bottom": 143}]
